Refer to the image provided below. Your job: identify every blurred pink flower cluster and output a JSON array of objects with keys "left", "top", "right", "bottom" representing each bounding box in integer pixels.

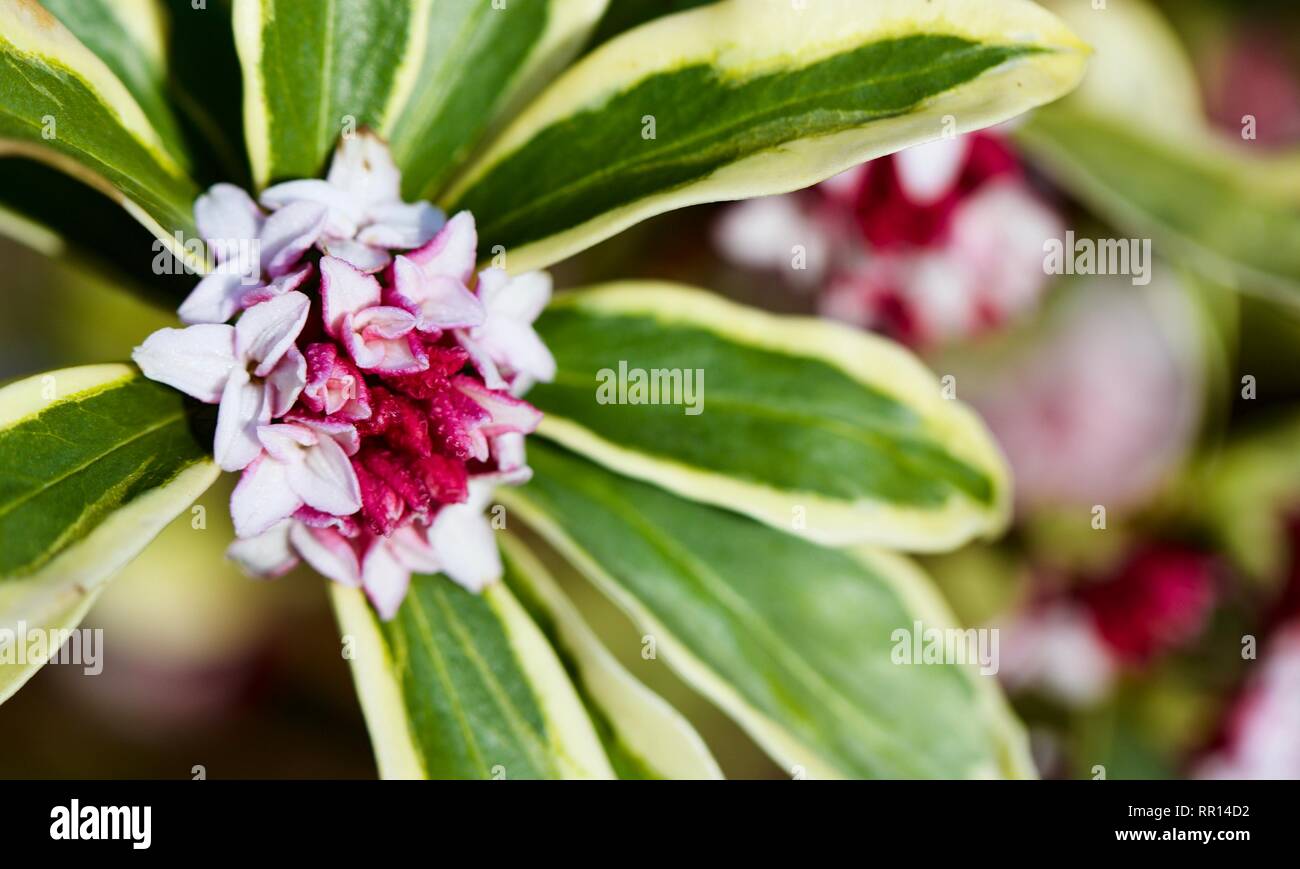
[
  {"left": 1000, "top": 546, "right": 1217, "bottom": 706},
  {"left": 716, "top": 131, "right": 1061, "bottom": 347}
]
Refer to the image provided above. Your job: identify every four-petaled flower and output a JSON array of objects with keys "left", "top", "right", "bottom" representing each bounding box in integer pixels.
[{"left": 135, "top": 290, "right": 311, "bottom": 471}]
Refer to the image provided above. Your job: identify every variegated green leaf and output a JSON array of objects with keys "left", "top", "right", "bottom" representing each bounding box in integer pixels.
[
  {"left": 0, "top": 364, "right": 218, "bottom": 703},
  {"left": 38, "top": 0, "right": 188, "bottom": 159},
  {"left": 529, "top": 283, "right": 1010, "bottom": 550},
  {"left": 502, "top": 442, "right": 1034, "bottom": 779},
  {"left": 1015, "top": 0, "right": 1300, "bottom": 299},
  {"left": 446, "top": 0, "right": 1088, "bottom": 272},
  {"left": 501, "top": 534, "right": 722, "bottom": 779},
  {"left": 235, "top": 0, "right": 606, "bottom": 192},
  {"left": 330, "top": 573, "right": 614, "bottom": 779},
  {"left": 0, "top": 0, "right": 199, "bottom": 255},
  {"left": 0, "top": 364, "right": 217, "bottom": 581}
]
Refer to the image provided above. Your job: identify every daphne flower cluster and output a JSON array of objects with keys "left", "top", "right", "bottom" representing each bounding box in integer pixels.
[{"left": 133, "top": 133, "right": 554, "bottom": 618}]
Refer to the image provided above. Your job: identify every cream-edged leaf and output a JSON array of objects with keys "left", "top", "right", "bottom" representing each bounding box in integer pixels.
[
  {"left": 530, "top": 283, "right": 1011, "bottom": 550},
  {"left": 446, "top": 0, "right": 1088, "bottom": 272}
]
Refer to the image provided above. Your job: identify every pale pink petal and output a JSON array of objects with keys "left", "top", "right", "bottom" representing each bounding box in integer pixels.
[
  {"left": 260, "top": 200, "right": 328, "bottom": 277},
  {"left": 231, "top": 453, "right": 303, "bottom": 537},
  {"left": 358, "top": 201, "right": 443, "bottom": 249},
  {"left": 214, "top": 368, "right": 270, "bottom": 472},
  {"left": 320, "top": 237, "right": 391, "bottom": 273},
  {"left": 361, "top": 541, "right": 412, "bottom": 620},
  {"left": 195, "top": 183, "right": 263, "bottom": 251},
  {"left": 260, "top": 179, "right": 359, "bottom": 239},
  {"left": 132, "top": 324, "right": 236, "bottom": 403},
  {"left": 455, "top": 377, "right": 543, "bottom": 436},
  {"left": 265, "top": 345, "right": 306, "bottom": 417},
  {"left": 389, "top": 255, "right": 484, "bottom": 332},
  {"left": 238, "top": 262, "right": 313, "bottom": 309},
  {"left": 344, "top": 307, "right": 427, "bottom": 374},
  {"left": 289, "top": 523, "right": 362, "bottom": 587},
  {"left": 293, "top": 505, "right": 361, "bottom": 537},
  {"left": 463, "top": 269, "right": 554, "bottom": 383},
  {"left": 406, "top": 210, "right": 476, "bottom": 284},
  {"left": 235, "top": 291, "right": 310, "bottom": 374},
  {"left": 949, "top": 180, "right": 1061, "bottom": 320},
  {"left": 257, "top": 422, "right": 316, "bottom": 461},
  {"left": 388, "top": 524, "right": 440, "bottom": 574},
  {"left": 302, "top": 342, "right": 370, "bottom": 419},
  {"left": 320, "top": 256, "right": 382, "bottom": 337},
  {"left": 287, "top": 413, "right": 361, "bottom": 456},
  {"left": 226, "top": 520, "right": 298, "bottom": 578},
  {"left": 178, "top": 270, "right": 246, "bottom": 325},
  {"left": 894, "top": 136, "right": 971, "bottom": 205},
  {"left": 289, "top": 433, "right": 362, "bottom": 516}
]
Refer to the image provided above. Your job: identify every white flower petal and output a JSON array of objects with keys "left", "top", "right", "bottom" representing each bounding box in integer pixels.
[
  {"left": 195, "top": 183, "right": 263, "bottom": 251},
  {"left": 388, "top": 524, "right": 440, "bottom": 574},
  {"left": 320, "top": 238, "right": 391, "bottom": 273},
  {"left": 260, "top": 178, "right": 359, "bottom": 238},
  {"left": 482, "top": 269, "right": 551, "bottom": 324},
  {"left": 327, "top": 131, "right": 402, "bottom": 209},
  {"left": 235, "top": 291, "right": 310, "bottom": 374},
  {"left": 390, "top": 255, "right": 484, "bottom": 331},
  {"left": 430, "top": 493, "right": 501, "bottom": 593},
  {"left": 226, "top": 520, "right": 298, "bottom": 578},
  {"left": 358, "top": 201, "right": 444, "bottom": 249},
  {"left": 260, "top": 199, "right": 328, "bottom": 276},
  {"left": 178, "top": 270, "right": 247, "bottom": 325},
  {"left": 132, "top": 324, "right": 236, "bottom": 403},
  {"left": 712, "top": 195, "right": 828, "bottom": 283},
  {"left": 257, "top": 421, "right": 315, "bottom": 461},
  {"left": 214, "top": 368, "right": 270, "bottom": 472},
  {"left": 289, "top": 523, "right": 362, "bottom": 587},
  {"left": 289, "top": 433, "right": 362, "bottom": 516},
  {"left": 479, "top": 319, "right": 556, "bottom": 384},
  {"left": 361, "top": 541, "right": 412, "bottom": 620},
  {"left": 231, "top": 453, "right": 303, "bottom": 537}
]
